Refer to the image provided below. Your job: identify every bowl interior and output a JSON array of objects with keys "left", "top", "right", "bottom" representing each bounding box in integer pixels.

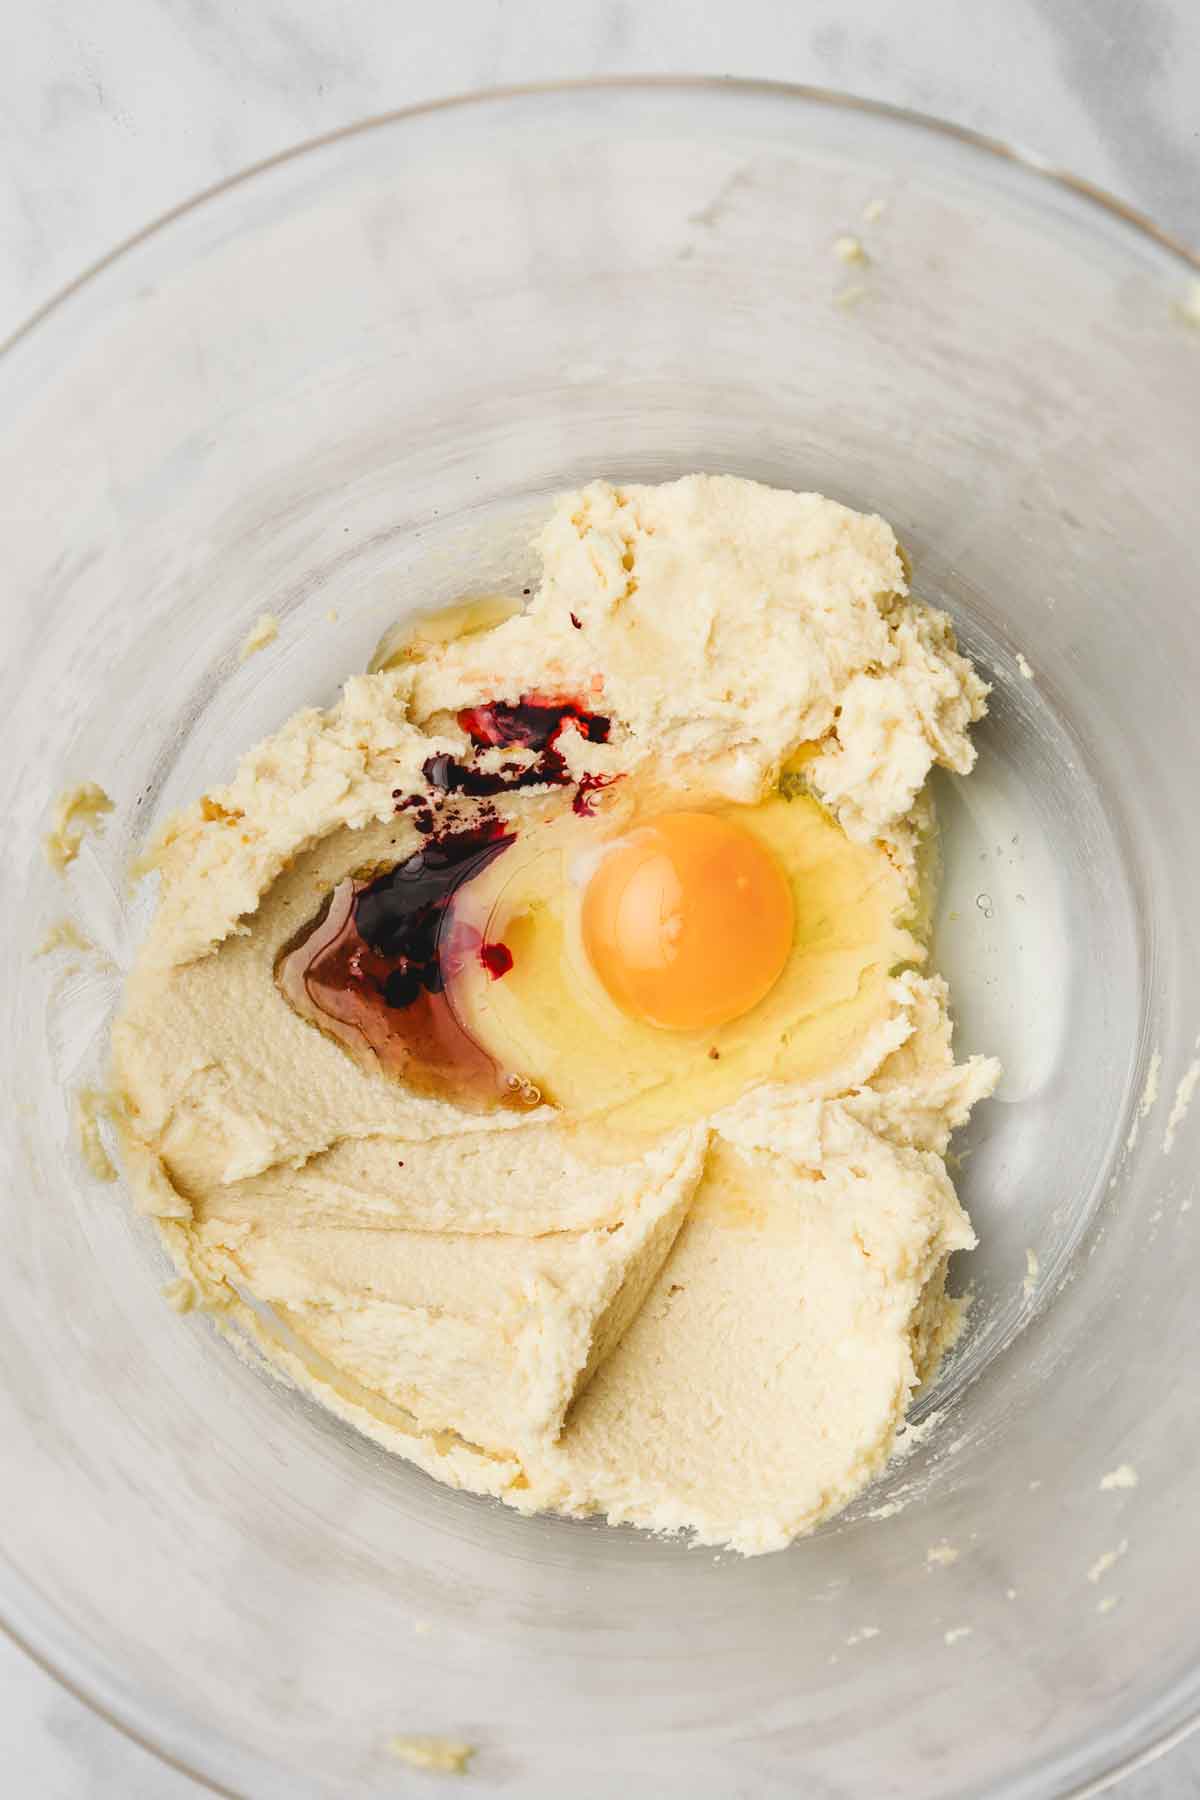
[{"left": 2, "top": 83, "right": 1199, "bottom": 1799}]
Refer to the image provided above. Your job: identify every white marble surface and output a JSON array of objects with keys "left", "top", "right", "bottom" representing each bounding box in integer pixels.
[{"left": 3, "top": 2, "right": 1199, "bottom": 1795}]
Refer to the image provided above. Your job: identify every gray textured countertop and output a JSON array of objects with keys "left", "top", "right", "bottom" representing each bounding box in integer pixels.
[{"left": 3, "top": 2, "right": 1197, "bottom": 1793}]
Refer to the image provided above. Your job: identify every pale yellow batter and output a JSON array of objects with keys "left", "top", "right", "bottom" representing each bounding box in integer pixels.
[{"left": 112, "top": 475, "right": 997, "bottom": 1554}]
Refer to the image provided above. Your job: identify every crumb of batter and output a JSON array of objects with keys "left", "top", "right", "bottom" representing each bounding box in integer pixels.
[
  {"left": 1087, "top": 1540, "right": 1128, "bottom": 1584},
  {"left": 238, "top": 613, "right": 279, "bottom": 661},
  {"left": 36, "top": 918, "right": 94, "bottom": 957},
  {"left": 834, "top": 284, "right": 869, "bottom": 311},
  {"left": 1126, "top": 1049, "right": 1162, "bottom": 1152},
  {"left": 45, "top": 782, "right": 113, "bottom": 873},
  {"left": 943, "top": 1626, "right": 972, "bottom": 1646},
  {"left": 926, "top": 1541, "right": 960, "bottom": 1568},
  {"left": 833, "top": 234, "right": 868, "bottom": 264},
  {"left": 1099, "top": 1464, "right": 1138, "bottom": 1492},
  {"left": 387, "top": 1736, "right": 475, "bottom": 1775},
  {"left": 77, "top": 1088, "right": 117, "bottom": 1182},
  {"left": 1163, "top": 1057, "right": 1200, "bottom": 1155},
  {"left": 1015, "top": 652, "right": 1034, "bottom": 680},
  {"left": 162, "top": 1276, "right": 199, "bottom": 1314}
]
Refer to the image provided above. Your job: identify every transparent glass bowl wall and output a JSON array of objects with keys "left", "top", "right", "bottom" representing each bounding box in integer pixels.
[{"left": 2, "top": 83, "right": 1198, "bottom": 1799}]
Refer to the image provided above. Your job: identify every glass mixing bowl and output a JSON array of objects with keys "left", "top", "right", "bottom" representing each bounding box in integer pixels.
[{"left": 2, "top": 80, "right": 1198, "bottom": 1800}]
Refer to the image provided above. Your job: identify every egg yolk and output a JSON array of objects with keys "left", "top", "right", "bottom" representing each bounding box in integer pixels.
[{"left": 581, "top": 811, "right": 795, "bottom": 1032}]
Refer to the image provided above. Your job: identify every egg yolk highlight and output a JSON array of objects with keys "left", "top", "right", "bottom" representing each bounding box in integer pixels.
[{"left": 581, "top": 811, "right": 795, "bottom": 1031}]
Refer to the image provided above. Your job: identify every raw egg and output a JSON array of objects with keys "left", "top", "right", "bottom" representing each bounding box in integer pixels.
[
  {"left": 445, "top": 787, "right": 914, "bottom": 1133},
  {"left": 580, "top": 811, "right": 795, "bottom": 1031},
  {"left": 279, "top": 782, "right": 916, "bottom": 1138}
]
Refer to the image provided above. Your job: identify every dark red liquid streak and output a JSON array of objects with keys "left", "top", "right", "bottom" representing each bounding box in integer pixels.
[
  {"left": 458, "top": 695, "right": 611, "bottom": 752},
  {"left": 277, "top": 822, "right": 518, "bottom": 1108},
  {"left": 479, "top": 941, "right": 514, "bottom": 979},
  {"left": 422, "top": 695, "right": 613, "bottom": 804},
  {"left": 281, "top": 693, "right": 618, "bottom": 1109},
  {"left": 573, "top": 771, "right": 620, "bottom": 816}
]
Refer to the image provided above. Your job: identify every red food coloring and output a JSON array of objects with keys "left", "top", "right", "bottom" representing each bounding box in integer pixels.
[
  {"left": 276, "top": 820, "right": 525, "bottom": 1109},
  {"left": 288, "top": 692, "right": 615, "bottom": 1107},
  {"left": 421, "top": 751, "right": 546, "bottom": 798},
  {"left": 573, "top": 771, "right": 622, "bottom": 816},
  {"left": 480, "top": 940, "right": 514, "bottom": 979},
  {"left": 394, "top": 791, "right": 437, "bottom": 832},
  {"left": 422, "top": 694, "right": 612, "bottom": 802},
  {"left": 354, "top": 822, "right": 510, "bottom": 979},
  {"left": 457, "top": 694, "right": 610, "bottom": 752}
]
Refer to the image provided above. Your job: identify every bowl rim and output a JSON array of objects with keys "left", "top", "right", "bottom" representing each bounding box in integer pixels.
[
  {"left": 3, "top": 72, "right": 1198, "bottom": 365},
  {"left": 3, "top": 73, "right": 1197, "bottom": 1800}
]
